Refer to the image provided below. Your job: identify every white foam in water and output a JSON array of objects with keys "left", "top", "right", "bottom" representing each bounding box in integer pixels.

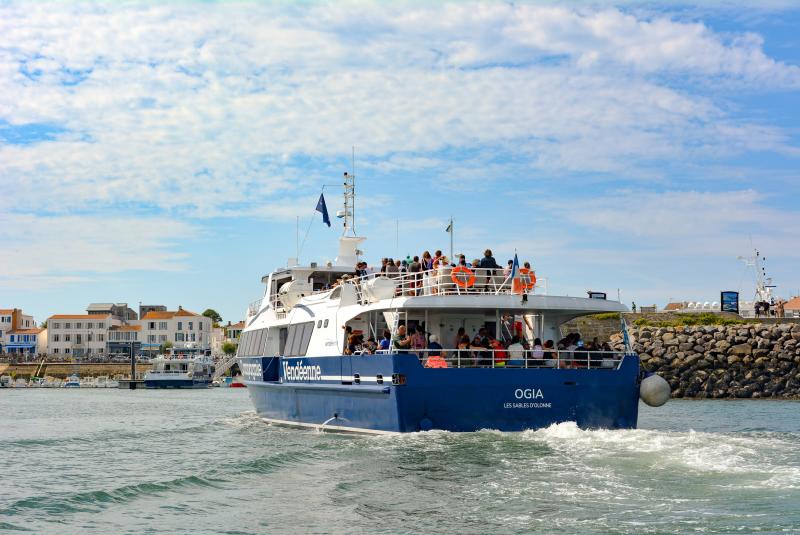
[{"left": 520, "top": 421, "right": 800, "bottom": 485}]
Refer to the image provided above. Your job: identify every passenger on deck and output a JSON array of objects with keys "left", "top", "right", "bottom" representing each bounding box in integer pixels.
[
  {"left": 363, "top": 337, "right": 377, "bottom": 354},
  {"left": 504, "top": 260, "right": 513, "bottom": 278},
  {"left": 379, "top": 330, "right": 392, "bottom": 351},
  {"left": 421, "top": 251, "right": 433, "bottom": 270},
  {"left": 411, "top": 326, "right": 427, "bottom": 357},
  {"left": 453, "top": 327, "right": 466, "bottom": 349},
  {"left": 408, "top": 255, "right": 422, "bottom": 296},
  {"left": 397, "top": 259, "right": 407, "bottom": 274},
  {"left": 392, "top": 325, "right": 412, "bottom": 353},
  {"left": 479, "top": 249, "right": 500, "bottom": 271},
  {"left": 424, "top": 335, "right": 448, "bottom": 368},
  {"left": 489, "top": 335, "right": 508, "bottom": 367},
  {"left": 380, "top": 258, "right": 389, "bottom": 275},
  {"left": 456, "top": 335, "right": 473, "bottom": 366},
  {"left": 506, "top": 335, "right": 525, "bottom": 367},
  {"left": 531, "top": 338, "right": 544, "bottom": 361},
  {"left": 428, "top": 335, "right": 443, "bottom": 355},
  {"left": 474, "top": 328, "right": 492, "bottom": 366},
  {"left": 432, "top": 249, "right": 443, "bottom": 268},
  {"left": 386, "top": 258, "right": 399, "bottom": 278},
  {"left": 471, "top": 258, "right": 480, "bottom": 268},
  {"left": 457, "top": 254, "right": 467, "bottom": 267}
]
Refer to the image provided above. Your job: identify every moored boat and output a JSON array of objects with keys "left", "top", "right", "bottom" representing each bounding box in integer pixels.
[{"left": 143, "top": 354, "right": 215, "bottom": 389}]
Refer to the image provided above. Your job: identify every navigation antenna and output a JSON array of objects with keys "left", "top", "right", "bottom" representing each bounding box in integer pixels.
[
  {"left": 737, "top": 248, "right": 775, "bottom": 302},
  {"left": 342, "top": 146, "right": 357, "bottom": 237}
]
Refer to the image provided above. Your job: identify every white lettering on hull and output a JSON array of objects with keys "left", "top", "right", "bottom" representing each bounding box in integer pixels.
[
  {"left": 241, "top": 362, "right": 263, "bottom": 381},
  {"left": 283, "top": 361, "right": 323, "bottom": 382},
  {"left": 514, "top": 388, "right": 544, "bottom": 399}
]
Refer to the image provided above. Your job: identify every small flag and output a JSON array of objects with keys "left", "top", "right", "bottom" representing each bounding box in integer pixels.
[
  {"left": 445, "top": 221, "right": 452, "bottom": 233},
  {"left": 621, "top": 316, "right": 631, "bottom": 353},
  {"left": 316, "top": 193, "right": 331, "bottom": 227},
  {"left": 511, "top": 252, "right": 519, "bottom": 280}
]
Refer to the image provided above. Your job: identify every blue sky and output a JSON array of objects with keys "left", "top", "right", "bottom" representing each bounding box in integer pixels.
[{"left": 1, "top": 1, "right": 799, "bottom": 325}]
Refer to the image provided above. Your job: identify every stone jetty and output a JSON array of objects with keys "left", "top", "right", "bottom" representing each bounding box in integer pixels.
[{"left": 611, "top": 323, "right": 800, "bottom": 399}]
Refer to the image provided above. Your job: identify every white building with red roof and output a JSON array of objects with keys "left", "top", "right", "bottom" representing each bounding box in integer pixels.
[{"left": 139, "top": 306, "right": 212, "bottom": 355}]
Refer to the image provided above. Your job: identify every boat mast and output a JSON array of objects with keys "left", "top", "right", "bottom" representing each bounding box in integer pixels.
[{"left": 343, "top": 146, "right": 356, "bottom": 237}]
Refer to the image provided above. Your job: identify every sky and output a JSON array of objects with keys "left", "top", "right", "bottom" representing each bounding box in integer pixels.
[{"left": 1, "top": 1, "right": 799, "bottom": 325}]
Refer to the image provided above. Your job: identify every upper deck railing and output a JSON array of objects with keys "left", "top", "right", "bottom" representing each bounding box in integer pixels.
[
  {"left": 267, "top": 267, "right": 548, "bottom": 312},
  {"left": 371, "top": 348, "right": 626, "bottom": 370}
]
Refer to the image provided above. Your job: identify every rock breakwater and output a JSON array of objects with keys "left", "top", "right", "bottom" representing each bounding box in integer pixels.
[{"left": 611, "top": 323, "right": 800, "bottom": 399}]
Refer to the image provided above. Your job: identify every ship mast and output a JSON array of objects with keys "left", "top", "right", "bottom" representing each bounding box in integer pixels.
[
  {"left": 738, "top": 248, "right": 775, "bottom": 302},
  {"left": 342, "top": 147, "right": 356, "bottom": 237}
]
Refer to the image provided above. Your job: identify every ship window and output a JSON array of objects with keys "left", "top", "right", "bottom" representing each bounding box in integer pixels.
[
  {"left": 279, "top": 328, "right": 288, "bottom": 355},
  {"left": 254, "top": 329, "right": 266, "bottom": 356},
  {"left": 285, "top": 321, "right": 314, "bottom": 356},
  {"left": 317, "top": 320, "right": 322, "bottom": 328},
  {"left": 323, "top": 319, "right": 329, "bottom": 328},
  {"left": 236, "top": 333, "right": 246, "bottom": 356}
]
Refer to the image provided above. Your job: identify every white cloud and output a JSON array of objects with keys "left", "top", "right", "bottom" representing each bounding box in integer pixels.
[
  {"left": 554, "top": 189, "right": 800, "bottom": 257},
  {"left": 1, "top": 2, "right": 798, "bottom": 215},
  {"left": 0, "top": 212, "right": 195, "bottom": 288}
]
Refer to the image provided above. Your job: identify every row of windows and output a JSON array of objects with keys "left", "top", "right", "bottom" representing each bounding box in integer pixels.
[
  {"left": 52, "top": 333, "right": 105, "bottom": 342},
  {"left": 144, "top": 321, "right": 205, "bottom": 331},
  {"left": 7, "top": 334, "right": 36, "bottom": 342},
  {"left": 109, "top": 332, "right": 137, "bottom": 341},
  {"left": 147, "top": 334, "right": 169, "bottom": 343},
  {"left": 238, "top": 329, "right": 266, "bottom": 357},
  {"left": 237, "top": 323, "right": 316, "bottom": 358},
  {"left": 0, "top": 316, "right": 11, "bottom": 323},
  {"left": 52, "top": 347, "right": 102, "bottom": 354},
  {"left": 51, "top": 322, "right": 105, "bottom": 330},
  {"left": 175, "top": 333, "right": 202, "bottom": 342}
]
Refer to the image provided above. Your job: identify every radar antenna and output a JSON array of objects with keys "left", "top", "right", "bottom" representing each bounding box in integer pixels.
[{"left": 342, "top": 146, "right": 357, "bottom": 237}]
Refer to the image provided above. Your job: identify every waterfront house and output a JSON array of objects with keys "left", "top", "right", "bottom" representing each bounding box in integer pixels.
[
  {"left": 0, "top": 308, "right": 37, "bottom": 354},
  {"left": 140, "top": 306, "right": 212, "bottom": 356},
  {"left": 47, "top": 314, "right": 120, "bottom": 358},
  {"left": 107, "top": 324, "right": 142, "bottom": 356}
]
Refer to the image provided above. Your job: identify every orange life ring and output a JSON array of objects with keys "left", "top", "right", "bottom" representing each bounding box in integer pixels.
[
  {"left": 451, "top": 266, "right": 476, "bottom": 288},
  {"left": 512, "top": 267, "right": 537, "bottom": 293},
  {"left": 520, "top": 267, "right": 536, "bottom": 289}
]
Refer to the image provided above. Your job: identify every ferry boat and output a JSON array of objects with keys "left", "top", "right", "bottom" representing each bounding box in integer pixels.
[
  {"left": 237, "top": 175, "right": 665, "bottom": 433},
  {"left": 143, "top": 354, "right": 215, "bottom": 389}
]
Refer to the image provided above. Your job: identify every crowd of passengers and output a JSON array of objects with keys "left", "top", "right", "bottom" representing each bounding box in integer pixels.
[
  {"left": 328, "top": 249, "right": 533, "bottom": 290},
  {"left": 343, "top": 324, "right": 616, "bottom": 369}
]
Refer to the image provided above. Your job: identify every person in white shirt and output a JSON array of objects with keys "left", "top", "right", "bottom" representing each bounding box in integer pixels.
[
  {"left": 506, "top": 335, "right": 526, "bottom": 367},
  {"left": 531, "top": 338, "right": 544, "bottom": 360}
]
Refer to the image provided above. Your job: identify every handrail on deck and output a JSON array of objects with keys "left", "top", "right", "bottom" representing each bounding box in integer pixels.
[
  {"left": 356, "top": 348, "right": 625, "bottom": 370},
  {"left": 268, "top": 267, "right": 549, "bottom": 311}
]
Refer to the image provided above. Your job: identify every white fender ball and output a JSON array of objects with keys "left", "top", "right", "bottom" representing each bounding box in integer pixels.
[{"left": 640, "top": 374, "right": 670, "bottom": 407}]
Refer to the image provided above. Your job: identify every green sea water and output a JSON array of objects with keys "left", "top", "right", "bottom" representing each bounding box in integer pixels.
[{"left": 1, "top": 389, "right": 799, "bottom": 534}]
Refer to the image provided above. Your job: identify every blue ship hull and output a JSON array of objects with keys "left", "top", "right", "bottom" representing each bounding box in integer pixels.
[{"left": 239, "top": 354, "right": 641, "bottom": 433}]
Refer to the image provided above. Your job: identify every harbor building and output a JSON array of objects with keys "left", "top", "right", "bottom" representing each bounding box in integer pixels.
[
  {"left": 107, "top": 324, "right": 142, "bottom": 356},
  {"left": 140, "top": 306, "right": 212, "bottom": 356},
  {"left": 225, "top": 321, "right": 245, "bottom": 343},
  {"left": 0, "top": 308, "right": 37, "bottom": 354},
  {"left": 47, "top": 314, "right": 120, "bottom": 357}
]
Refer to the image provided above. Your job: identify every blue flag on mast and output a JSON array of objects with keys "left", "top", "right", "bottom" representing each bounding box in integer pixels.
[
  {"left": 510, "top": 252, "right": 519, "bottom": 280},
  {"left": 316, "top": 193, "right": 331, "bottom": 227}
]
